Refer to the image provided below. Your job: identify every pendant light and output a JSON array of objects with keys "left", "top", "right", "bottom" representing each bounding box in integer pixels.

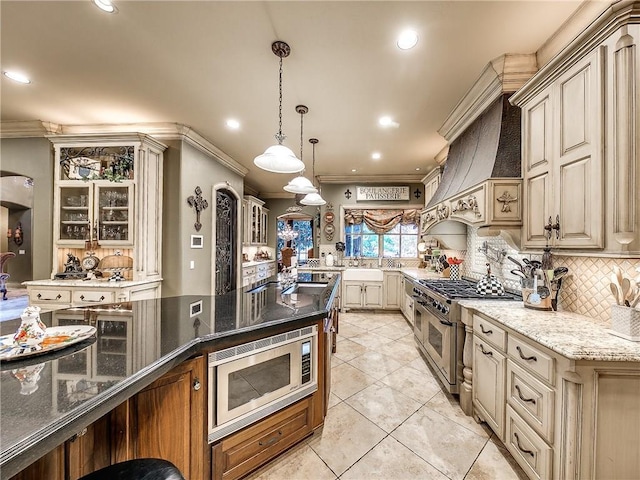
[
  {"left": 301, "top": 138, "right": 326, "bottom": 206},
  {"left": 284, "top": 105, "right": 317, "bottom": 194},
  {"left": 254, "top": 41, "right": 305, "bottom": 174}
]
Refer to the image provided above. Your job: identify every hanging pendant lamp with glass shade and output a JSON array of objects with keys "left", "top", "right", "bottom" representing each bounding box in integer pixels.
[
  {"left": 254, "top": 41, "right": 305, "bottom": 174},
  {"left": 284, "top": 105, "right": 317, "bottom": 194},
  {"left": 301, "top": 138, "right": 326, "bottom": 206}
]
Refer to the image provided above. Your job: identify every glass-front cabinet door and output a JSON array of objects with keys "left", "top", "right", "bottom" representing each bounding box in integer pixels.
[
  {"left": 59, "top": 185, "right": 92, "bottom": 243},
  {"left": 56, "top": 182, "right": 133, "bottom": 246},
  {"left": 95, "top": 182, "right": 134, "bottom": 245}
]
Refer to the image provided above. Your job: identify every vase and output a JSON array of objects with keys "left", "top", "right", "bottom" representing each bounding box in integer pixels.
[
  {"left": 13, "top": 306, "right": 46, "bottom": 347},
  {"left": 610, "top": 304, "right": 640, "bottom": 341}
]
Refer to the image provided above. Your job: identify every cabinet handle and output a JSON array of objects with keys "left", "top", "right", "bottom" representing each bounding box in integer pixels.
[
  {"left": 193, "top": 379, "right": 201, "bottom": 391},
  {"left": 514, "top": 432, "right": 535, "bottom": 458},
  {"left": 515, "top": 385, "right": 536, "bottom": 404},
  {"left": 259, "top": 430, "right": 282, "bottom": 447},
  {"left": 79, "top": 295, "right": 105, "bottom": 302},
  {"left": 37, "top": 293, "right": 62, "bottom": 300},
  {"left": 479, "top": 344, "right": 493, "bottom": 356},
  {"left": 480, "top": 324, "right": 493, "bottom": 335},
  {"left": 516, "top": 346, "right": 537, "bottom": 362},
  {"left": 544, "top": 215, "right": 560, "bottom": 240}
]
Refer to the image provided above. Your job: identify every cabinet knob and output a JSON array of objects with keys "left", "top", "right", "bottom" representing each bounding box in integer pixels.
[{"left": 193, "top": 378, "right": 201, "bottom": 391}]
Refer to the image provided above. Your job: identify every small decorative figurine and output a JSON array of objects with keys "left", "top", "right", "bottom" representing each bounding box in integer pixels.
[{"left": 13, "top": 306, "right": 47, "bottom": 347}]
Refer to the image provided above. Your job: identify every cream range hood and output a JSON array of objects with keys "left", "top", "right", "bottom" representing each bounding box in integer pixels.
[{"left": 421, "top": 54, "right": 537, "bottom": 250}]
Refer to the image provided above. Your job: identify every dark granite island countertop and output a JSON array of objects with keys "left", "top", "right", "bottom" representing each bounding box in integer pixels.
[{"left": 0, "top": 273, "right": 339, "bottom": 479}]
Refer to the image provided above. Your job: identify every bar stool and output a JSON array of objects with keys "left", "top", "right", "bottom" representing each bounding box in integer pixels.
[{"left": 78, "top": 459, "right": 185, "bottom": 480}]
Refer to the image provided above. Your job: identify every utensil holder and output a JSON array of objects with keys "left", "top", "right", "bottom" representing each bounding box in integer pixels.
[
  {"left": 521, "top": 278, "right": 552, "bottom": 311},
  {"left": 610, "top": 304, "right": 640, "bottom": 341}
]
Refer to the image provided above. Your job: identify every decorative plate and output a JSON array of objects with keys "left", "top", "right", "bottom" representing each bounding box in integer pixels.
[
  {"left": 0, "top": 325, "right": 97, "bottom": 361},
  {"left": 324, "top": 223, "right": 336, "bottom": 235},
  {"left": 324, "top": 211, "right": 335, "bottom": 223}
]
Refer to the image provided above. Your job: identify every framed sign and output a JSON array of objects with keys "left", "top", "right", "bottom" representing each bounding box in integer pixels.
[{"left": 356, "top": 186, "right": 410, "bottom": 201}]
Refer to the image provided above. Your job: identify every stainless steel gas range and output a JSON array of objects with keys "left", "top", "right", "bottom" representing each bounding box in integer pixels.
[{"left": 412, "top": 279, "right": 520, "bottom": 394}]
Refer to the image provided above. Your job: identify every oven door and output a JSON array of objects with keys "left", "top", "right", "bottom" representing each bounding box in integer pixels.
[{"left": 414, "top": 301, "right": 455, "bottom": 388}]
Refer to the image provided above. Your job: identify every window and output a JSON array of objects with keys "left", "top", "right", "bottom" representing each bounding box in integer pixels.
[{"left": 345, "top": 222, "right": 419, "bottom": 258}]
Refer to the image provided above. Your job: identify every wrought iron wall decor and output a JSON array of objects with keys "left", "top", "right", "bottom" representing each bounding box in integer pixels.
[
  {"left": 187, "top": 186, "right": 209, "bottom": 232},
  {"left": 60, "top": 146, "right": 134, "bottom": 182}
]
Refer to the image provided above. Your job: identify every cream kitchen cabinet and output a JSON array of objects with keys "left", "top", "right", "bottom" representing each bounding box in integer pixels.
[
  {"left": 462, "top": 305, "right": 640, "bottom": 480},
  {"left": 244, "top": 196, "right": 268, "bottom": 246},
  {"left": 49, "top": 134, "right": 165, "bottom": 281},
  {"left": 24, "top": 279, "right": 161, "bottom": 311},
  {"left": 517, "top": 48, "right": 604, "bottom": 249},
  {"left": 382, "top": 271, "right": 402, "bottom": 309},
  {"left": 342, "top": 281, "right": 383, "bottom": 310},
  {"left": 421, "top": 167, "right": 441, "bottom": 207},
  {"left": 512, "top": 3, "right": 640, "bottom": 255},
  {"left": 472, "top": 316, "right": 507, "bottom": 440}
]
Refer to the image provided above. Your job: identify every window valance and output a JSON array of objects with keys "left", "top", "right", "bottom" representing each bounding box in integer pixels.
[{"left": 344, "top": 208, "right": 419, "bottom": 234}]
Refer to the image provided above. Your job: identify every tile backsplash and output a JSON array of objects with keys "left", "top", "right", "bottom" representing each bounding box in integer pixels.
[{"left": 462, "top": 227, "right": 640, "bottom": 326}]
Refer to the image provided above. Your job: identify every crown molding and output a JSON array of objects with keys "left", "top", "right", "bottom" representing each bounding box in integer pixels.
[
  {"left": 1, "top": 120, "right": 248, "bottom": 177},
  {"left": 316, "top": 174, "right": 424, "bottom": 184},
  {"left": 511, "top": 0, "right": 640, "bottom": 106},
  {"left": 438, "top": 53, "right": 537, "bottom": 143},
  {"left": 0, "top": 120, "right": 62, "bottom": 138}
]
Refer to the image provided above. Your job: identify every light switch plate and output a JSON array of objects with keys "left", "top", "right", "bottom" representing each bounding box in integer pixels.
[{"left": 190, "top": 260, "right": 195, "bottom": 269}]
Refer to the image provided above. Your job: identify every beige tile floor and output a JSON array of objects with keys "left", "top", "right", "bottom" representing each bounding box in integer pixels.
[{"left": 247, "top": 311, "right": 528, "bottom": 480}]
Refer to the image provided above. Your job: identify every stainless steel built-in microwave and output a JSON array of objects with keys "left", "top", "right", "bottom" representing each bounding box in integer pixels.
[{"left": 208, "top": 325, "right": 318, "bottom": 443}]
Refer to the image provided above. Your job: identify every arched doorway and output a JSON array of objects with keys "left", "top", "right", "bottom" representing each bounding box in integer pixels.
[{"left": 276, "top": 213, "right": 314, "bottom": 271}]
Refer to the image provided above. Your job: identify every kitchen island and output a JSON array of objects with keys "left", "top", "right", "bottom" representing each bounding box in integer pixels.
[{"left": 1, "top": 273, "right": 339, "bottom": 480}]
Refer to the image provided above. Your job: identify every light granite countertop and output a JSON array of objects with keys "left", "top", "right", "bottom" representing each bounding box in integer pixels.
[
  {"left": 22, "top": 278, "right": 160, "bottom": 288},
  {"left": 459, "top": 300, "right": 640, "bottom": 363}
]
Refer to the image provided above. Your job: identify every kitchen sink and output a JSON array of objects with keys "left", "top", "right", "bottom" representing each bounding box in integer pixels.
[
  {"left": 342, "top": 268, "right": 384, "bottom": 282},
  {"left": 291, "top": 283, "right": 328, "bottom": 295}
]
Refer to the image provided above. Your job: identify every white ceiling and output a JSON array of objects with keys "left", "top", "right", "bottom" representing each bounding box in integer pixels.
[{"left": 1, "top": 1, "right": 584, "bottom": 196}]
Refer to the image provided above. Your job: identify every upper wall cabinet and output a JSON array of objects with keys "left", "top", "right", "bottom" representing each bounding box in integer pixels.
[
  {"left": 243, "top": 195, "right": 268, "bottom": 246},
  {"left": 512, "top": 2, "right": 640, "bottom": 255},
  {"left": 50, "top": 134, "right": 166, "bottom": 280},
  {"left": 519, "top": 48, "right": 604, "bottom": 249}
]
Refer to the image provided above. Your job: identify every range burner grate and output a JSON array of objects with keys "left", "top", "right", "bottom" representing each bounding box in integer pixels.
[{"left": 418, "top": 279, "right": 520, "bottom": 300}]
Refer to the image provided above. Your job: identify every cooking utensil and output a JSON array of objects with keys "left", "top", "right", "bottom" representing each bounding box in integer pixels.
[
  {"left": 510, "top": 269, "right": 527, "bottom": 279},
  {"left": 621, "top": 278, "right": 631, "bottom": 304},
  {"left": 507, "top": 256, "right": 525, "bottom": 271},
  {"left": 553, "top": 267, "right": 568, "bottom": 278},
  {"left": 610, "top": 283, "right": 621, "bottom": 305},
  {"left": 611, "top": 273, "right": 623, "bottom": 301},
  {"left": 631, "top": 288, "right": 640, "bottom": 308},
  {"left": 537, "top": 285, "right": 550, "bottom": 299},
  {"left": 614, "top": 266, "right": 624, "bottom": 289}
]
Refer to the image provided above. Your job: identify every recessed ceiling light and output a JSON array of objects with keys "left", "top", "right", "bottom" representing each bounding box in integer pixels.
[
  {"left": 378, "top": 116, "right": 399, "bottom": 128},
  {"left": 397, "top": 29, "right": 419, "bottom": 50},
  {"left": 2, "top": 71, "right": 31, "bottom": 84},
  {"left": 93, "top": 0, "right": 118, "bottom": 13},
  {"left": 371, "top": 152, "right": 381, "bottom": 160},
  {"left": 351, "top": 169, "right": 357, "bottom": 173},
  {"left": 415, "top": 167, "right": 421, "bottom": 171},
  {"left": 226, "top": 119, "right": 240, "bottom": 129}
]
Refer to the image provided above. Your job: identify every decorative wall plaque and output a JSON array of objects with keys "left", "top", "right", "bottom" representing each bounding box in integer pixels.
[
  {"left": 187, "top": 186, "right": 209, "bottom": 232},
  {"left": 356, "top": 186, "right": 409, "bottom": 201}
]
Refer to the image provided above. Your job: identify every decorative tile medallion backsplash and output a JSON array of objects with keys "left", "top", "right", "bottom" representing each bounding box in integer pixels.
[{"left": 463, "top": 227, "right": 640, "bottom": 326}]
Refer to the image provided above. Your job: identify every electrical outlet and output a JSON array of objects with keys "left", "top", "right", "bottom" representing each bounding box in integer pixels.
[{"left": 190, "top": 260, "right": 195, "bottom": 269}]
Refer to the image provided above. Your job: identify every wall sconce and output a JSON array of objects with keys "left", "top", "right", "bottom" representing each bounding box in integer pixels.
[{"left": 13, "top": 222, "right": 23, "bottom": 246}]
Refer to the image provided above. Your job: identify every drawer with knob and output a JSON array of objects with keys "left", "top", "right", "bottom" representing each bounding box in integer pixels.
[{"left": 33, "top": 289, "right": 72, "bottom": 304}]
